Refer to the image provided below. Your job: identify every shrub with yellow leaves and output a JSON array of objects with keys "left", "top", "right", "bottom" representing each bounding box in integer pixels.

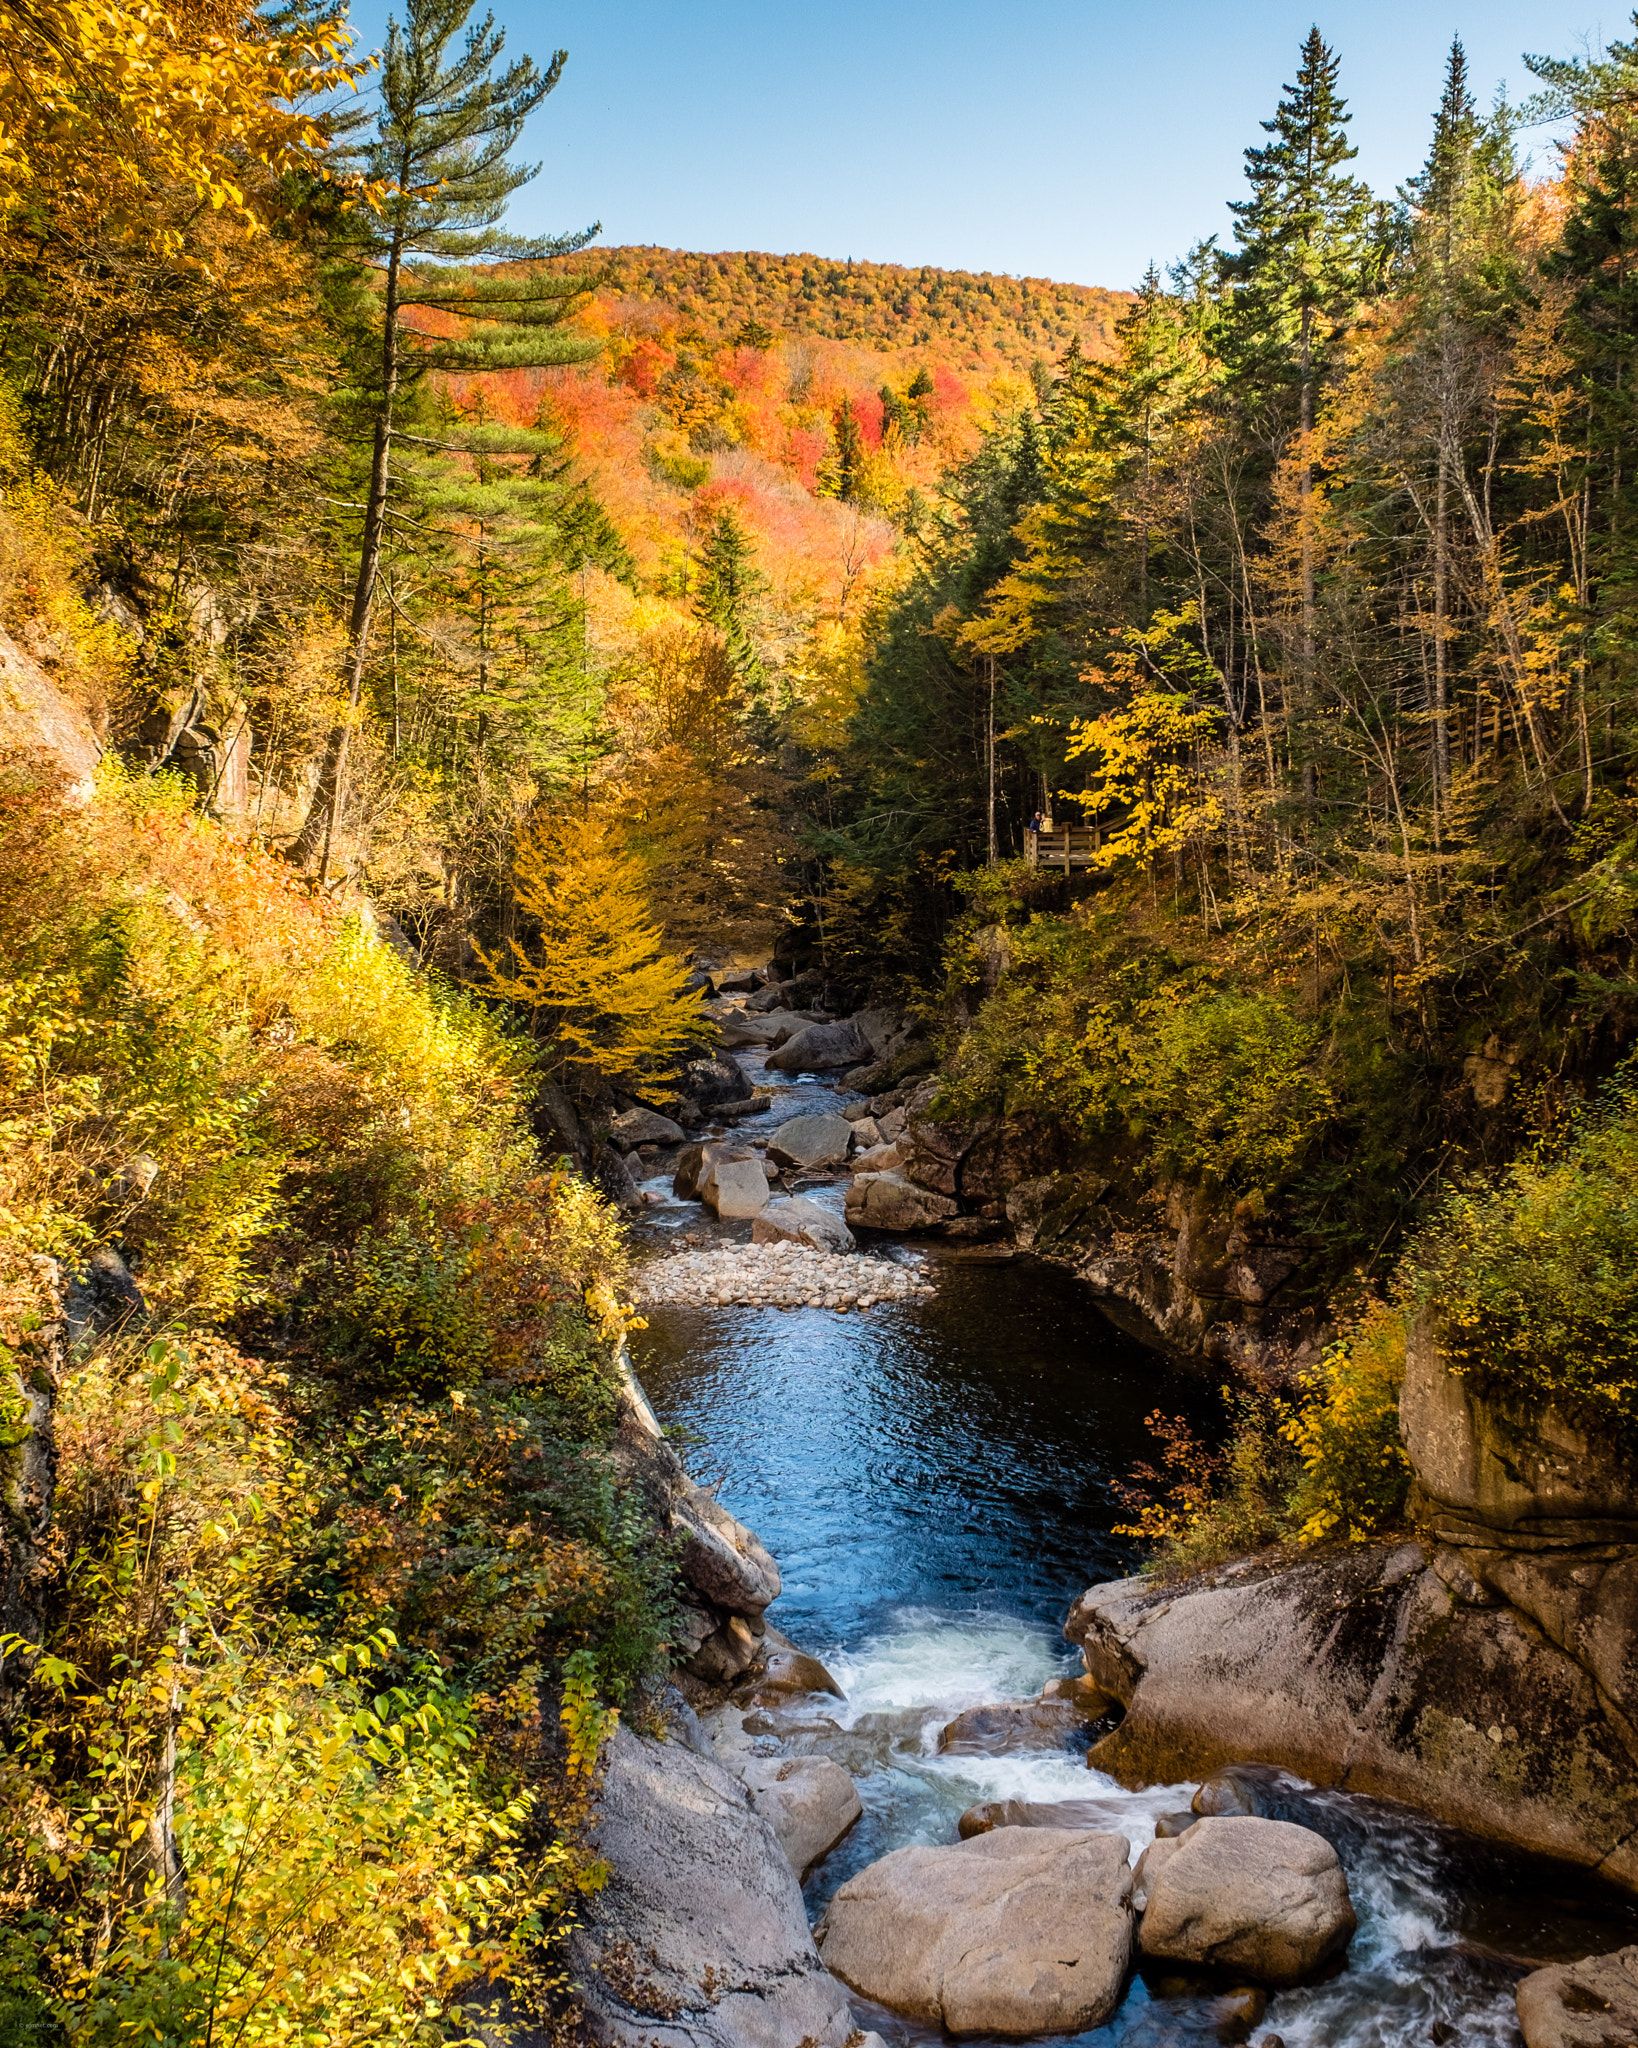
[{"left": 1283, "top": 1300, "right": 1411, "bottom": 1543}]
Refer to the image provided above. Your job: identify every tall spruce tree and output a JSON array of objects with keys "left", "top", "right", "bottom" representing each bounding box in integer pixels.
[
  {"left": 1094, "top": 266, "right": 1214, "bottom": 621},
  {"left": 825, "top": 397, "right": 866, "bottom": 502},
  {"left": 1400, "top": 41, "right": 1518, "bottom": 808},
  {"left": 408, "top": 390, "right": 630, "bottom": 783},
  {"left": 1536, "top": 26, "right": 1638, "bottom": 612},
  {"left": 1226, "top": 26, "right": 1371, "bottom": 411},
  {"left": 1226, "top": 26, "right": 1372, "bottom": 794},
  {"left": 295, "top": 0, "right": 599, "bottom": 877},
  {"left": 693, "top": 507, "right": 769, "bottom": 700}
]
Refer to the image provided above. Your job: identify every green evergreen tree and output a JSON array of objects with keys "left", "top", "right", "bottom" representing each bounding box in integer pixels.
[
  {"left": 1536, "top": 24, "right": 1638, "bottom": 615},
  {"left": 1225, "top": 27, "right": 1372, "bottom": 795},
  {"left": 1225, "top": 25, "right": 1372, "bottom": 415},
  {"left": 406, "top": 390, "right": 630, "bottom": 786},
  {"left": 693, "top": 507, "right": 769, "bottom": 700},
  {"left": 1093, "top": 266, "right": 1215, "bottom": 620},
  {"left": 295, "top": 0, "right": 599, "bottom": 877},
  {"left": 824, "top": 397, "right": 866, "bottom": 502},
  {"left": 907, "top": 365, "right": 935, "bottom": 439},
  {"left": 879, "top": 382, "right": 910, "bottom": 446},
  {"left": 1398, "top": 40, "right": 1520, "bottom": 805}
]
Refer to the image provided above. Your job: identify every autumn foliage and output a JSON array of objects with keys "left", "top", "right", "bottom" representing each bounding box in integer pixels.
[{"left": 480, "top": 808, "right": 708, "bottom": 1092}]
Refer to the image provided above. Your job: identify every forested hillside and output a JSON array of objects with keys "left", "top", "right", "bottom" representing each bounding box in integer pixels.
[
  {"left": 496, "top": 248, "right": 1125, "bottom": 627},
  {"left": 598, "top": 246, "right": 1127, "bottom": 360}
]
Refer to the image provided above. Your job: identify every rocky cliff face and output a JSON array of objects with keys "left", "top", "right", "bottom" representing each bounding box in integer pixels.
[
  {"left": 0, "top": 626, "right": 102, "bottom": 802},
  {"left": 614, "top": 1352, "right": 783, "bottom": 1686},
  {"left": 872, "top": 1079, "right": 1319, "bottom": 1374},
  {"left": 1066, "top": 1323, "right": 1638, "bottom": 1892}
]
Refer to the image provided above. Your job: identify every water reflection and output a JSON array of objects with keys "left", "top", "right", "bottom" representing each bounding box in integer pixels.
[{"left": 633, "top": 1258, "right": 1198, "bottom": 1643}]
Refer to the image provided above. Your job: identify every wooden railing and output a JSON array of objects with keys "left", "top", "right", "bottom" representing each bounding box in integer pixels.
[{"left": 1025, "top": 823, "right": 1101, "bottom": 870}]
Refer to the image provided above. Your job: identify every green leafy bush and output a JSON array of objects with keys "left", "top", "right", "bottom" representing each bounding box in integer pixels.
[
  {"left": 1118, "top": 987, "right": 1334, "bottom": 1191},
  {"left": 0, "top": 770, "right": 670, "bottom": 2043},
  {"left": 941, "top": 906, "right": 1333, "bottom": 1197},
  {"left": 1411, "top": 1077, "right": 1638, "bottom": 1439}
]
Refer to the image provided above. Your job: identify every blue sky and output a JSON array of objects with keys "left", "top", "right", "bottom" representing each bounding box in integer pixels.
[{"left": 348, "top": 1, "right": 1602, "bottom": 288}]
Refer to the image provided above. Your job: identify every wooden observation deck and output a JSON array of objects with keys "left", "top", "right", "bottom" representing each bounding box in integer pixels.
[{"left": 1025, "top": 821, "right": 1102, "bottom": 871}]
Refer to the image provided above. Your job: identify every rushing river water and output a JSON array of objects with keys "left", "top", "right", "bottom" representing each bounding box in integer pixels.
[{"left": 629, "top": 1053, "right": 1638, "bottom": 2048}]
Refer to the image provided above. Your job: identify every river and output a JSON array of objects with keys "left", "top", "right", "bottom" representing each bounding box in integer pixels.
[{"left": 629, "top": 1049, "right": 1638, "bottom": 2048}]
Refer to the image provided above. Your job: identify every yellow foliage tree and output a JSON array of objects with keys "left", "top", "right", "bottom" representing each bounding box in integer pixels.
[
  {"left": 1064, "top": 606, "right": 1223, "bottom": 870},
  {"left": 0, "top": 0, "right": 358, "bottom": 248},
  {"left": 480, "top": 811, "right": 708, "bottom": 1094}
]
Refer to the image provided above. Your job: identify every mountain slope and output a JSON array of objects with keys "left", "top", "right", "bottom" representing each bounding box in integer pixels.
[{"left": 473, "top": 248, "right": 1128, "bottom": 623}]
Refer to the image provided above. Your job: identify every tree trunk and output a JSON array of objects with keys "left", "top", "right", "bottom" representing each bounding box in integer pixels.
[
  {"left": 1297, "top": 307, "right": 1317, "bottom": 804},
  {"left": 985, "top": 655, "right": 998, "bottom": 865},
  {"left": 292, "top": 230, "right": 407, "bottom": 881}
]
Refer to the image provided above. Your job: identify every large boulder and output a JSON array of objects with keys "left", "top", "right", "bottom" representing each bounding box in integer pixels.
[
  {"left": 1517, "top": 1944, "right": 1638, "bottom": 2048},
  {"left": 671, "top": 1481, "right": 781, "bottom": 1618},
  {"left": 1067, "top": 1542, "right": 1638, "bottom": 1892},
  {"left": 0, "top": 625, "right": 103, "bottom": 803},
  {"left": 737, "top": 1756, "right": 862, "bottom": 1878},
  {"left": 569, "top": 1725, "right": 860, "bottom": 2048},
  {"left": 760, "top": 1009, "right": 820, "bottom": 1045},
  {"left": 895, "top": 1099, "right": 974, "bottom": 1198},
  {"left": 738, "top": 1628, "right": 846, "bottom": 1705},
  {"left": 716, "top": 1013, "right": 781, "bottom": 1049},
  {"left": 752, "top": 1197, "right": 855, "bottom": 1253},
  {"left": 766, "top": 1020, "right": 872, "bottom": 1074},
  {"left": 703, "top": 1153, "right": 770, "bottom": 1221},
  {"left": 1135, "top": 1816, "right": 1355, "bottom": 1986},
  {"left": 682, "top": 1052, "right": 751, "bottom": 1109},
  {"left": 818, "top": 1826, "right": 1133, "bottom": 2038},
  {"left": 609, "top": 1105, "right": 686, "bottom": 1150},
  {"left": 845, "top": 1171, "right": 958, "bottom": 1234},
  {"left": 938, "top": 1699, "right": 1091, "bottom": 1756},
  {"left": 767, "top": 1112, "right": 854, "bottom": 1171},
  {"left": 674, "top": 1140, "right": 751, "bottom": 1202},
  {"left": 1401, "top": 1314, "right": 1638, "bottom": 1545}
]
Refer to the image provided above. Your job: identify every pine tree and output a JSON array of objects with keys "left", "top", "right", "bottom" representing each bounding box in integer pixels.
[
  {"left": 1225, "top": 27, "right": 1372, "bottom": 795},
  {"left": 294, "top": 0, "right": 599, "bottom": 878},
  {"left": 1226, "top": 26, "right": 1372, "bottom": 409},
  {"left": 692, "top": 507, "right": 769, "bottom": 697},
  {"left": 1399, "top": 40, "right": 1519, "bottom": 808},
  {"left": 907, "top": 366, "right": 935, "bottom": 439},
  {"left": 1538, "top": 26, "right": 1638, "bottom": 573},
  {"left": 1094, "top": 266, "right": 1215, "bottom": 620},
  {"left": 823, "top": 397, "right": 866, "bottom": 502},
  {"left": 479, "top": 810, "right": 707, "bottom": 1093},
  {"left": 408, "top": 390, "right": 631, "bottom": 785}
]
